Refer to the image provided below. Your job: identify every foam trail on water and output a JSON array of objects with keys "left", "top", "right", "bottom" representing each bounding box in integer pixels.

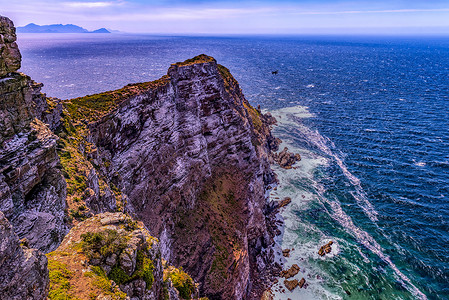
[
  {"left": 269, "top": 105, "right": 427, "bottom": 300},
  {"left": 288, "top": 113, "right": 378, "bottom": 222}
]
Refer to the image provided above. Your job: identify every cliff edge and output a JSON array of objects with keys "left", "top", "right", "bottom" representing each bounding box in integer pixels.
[
  {"left": 60, "top": 54, "right": 279, "bottom": 299},
  {"left": 0, "top": 15, "right": 283, "bottom": 299}
]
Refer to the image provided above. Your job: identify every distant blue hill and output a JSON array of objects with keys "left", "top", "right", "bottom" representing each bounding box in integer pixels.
[{"left": 17, "top": 23, "right": 111, "bottom": 33}]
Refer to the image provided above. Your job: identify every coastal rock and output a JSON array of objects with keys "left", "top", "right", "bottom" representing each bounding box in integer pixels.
[
  {"left": 282, "top": 249, "right": 291, "bottom": 257},
  {"left": 280, "top": 264, "right": 300, "bottom": 279},
  {"left": 283, "top": 279, "right": 299, "bottom": 291},
  {"left": 0, "top": 16, "right": 21, "bottom": 77},
  {"left": 64, "top": 55, "right": 278, "bottom": 298},
  {"left": 0, "top": 15, "right": 68, "bottom": 252},
  {"left": 318, "top": 241, "right": 333, "bottom": 257},
  {"left": 298, "top": 277, "right": 306, "bottom": 288},
  {"left": 0, "top": 75, "right": 68, "bottom": 253},
  {"left": 273, "top": 147, "right": 301, "bottom": 169},
  {"left": 0, "top": 211, "right": 49, "bottom": 299},
  {"left": 279, "top": 197, "right": 292, "bottom": 208}
]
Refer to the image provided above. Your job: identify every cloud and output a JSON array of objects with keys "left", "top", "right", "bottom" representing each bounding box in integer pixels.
[
  {"left": 63, "top": 1, "right": 122, "bottom": 8},
  {"left": 291, "top": 8, "right": 449, "bottom": 15}
]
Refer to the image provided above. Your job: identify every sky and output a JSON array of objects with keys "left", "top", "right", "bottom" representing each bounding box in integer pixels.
[{"left": 1, "top": 0, "right": 449, "bottom": 34}]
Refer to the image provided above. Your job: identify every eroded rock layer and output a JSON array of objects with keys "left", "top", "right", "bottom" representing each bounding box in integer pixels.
[
  {"left": 0, "top": 211, "right": 49, "bottom": 299},
  {"left": 63, "top": 55, "right": 279, "bottom": 299},
  {"left": 0, "top": 16, "right": 68, "bottom": 253}
]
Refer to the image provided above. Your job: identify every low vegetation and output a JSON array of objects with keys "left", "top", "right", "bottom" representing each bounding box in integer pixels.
[
  {"left": 47, "top": 259, "right": 78, "bottom": 300},
  {"left": 164, "top": 267, "right": 196, "bottom": 299},
  {"left": 80, "top": 229, "right": 128, "bottom": 260}
]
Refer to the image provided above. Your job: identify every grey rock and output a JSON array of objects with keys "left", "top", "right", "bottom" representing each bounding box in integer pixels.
[
  {"left": 0, "top": 15, "right": 68, "bottom": 253},
  {"left": 86, "top": 56, "right": 277, "bottom": 298},
  {"left": 0, "top": 211, "right": 49, "bottom": 299},
  {"left": 0, "top": 16, "right": 21, "bottom": 77}
]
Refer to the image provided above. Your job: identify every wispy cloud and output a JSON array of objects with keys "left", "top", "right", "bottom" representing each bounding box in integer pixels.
[
  {"left": 292, "top": 8, "right": 449, "bottom": 15},
  {"left": 63, "top": 1, "right": 122, "bottom": 8}
]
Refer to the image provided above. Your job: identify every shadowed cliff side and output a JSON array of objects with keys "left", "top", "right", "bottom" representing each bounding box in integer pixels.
[{"left": 60, "top": 55, "right": 280, "bottom": 299}]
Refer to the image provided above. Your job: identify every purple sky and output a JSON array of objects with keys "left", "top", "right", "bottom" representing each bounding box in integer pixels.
[{"left": 1, "top": 0, "right": 449, "bottom": 34}]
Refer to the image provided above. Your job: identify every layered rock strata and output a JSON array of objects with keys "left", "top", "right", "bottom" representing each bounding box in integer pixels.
[
  {"left": 61, "top": 55, "right": 280, "bottom": 299},
  {"left": 0, "top": 16, "right": 68, "bottom": 253},
  {"left": 0, "top": 211, "right": 49, "bottom": 299}
]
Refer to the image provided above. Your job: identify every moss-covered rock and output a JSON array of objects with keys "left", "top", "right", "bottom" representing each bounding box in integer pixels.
[{"left": 46, "top": 212, "right": 197, "bottom": 299}]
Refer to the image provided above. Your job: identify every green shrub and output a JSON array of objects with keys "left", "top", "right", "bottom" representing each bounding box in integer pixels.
[
  {"left": 108, "top": 250, "right": 154, "bottom": 289},
  {"left": 166, "top": 268, "right": 195, "bottom": 299},
  {"left": 80, "top": 230, "right": 128, "bottom": 260}
]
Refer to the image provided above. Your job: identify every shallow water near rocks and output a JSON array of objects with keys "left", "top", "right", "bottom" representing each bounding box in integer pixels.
[{"left": 17, "top": 33, "right": 449, "bottom": 299}]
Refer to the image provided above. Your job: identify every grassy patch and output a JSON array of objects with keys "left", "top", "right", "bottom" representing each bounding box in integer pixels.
[
  {"left": 63, "top": 77, "right": 169, "bottom": 123},
  {"left": 84, "top": 266, "right": 127, "bottom": 300},
  {"left": 174, "top": 54, "right": 215, "bottom": 67},
  {"left": 47, "top": 259, "right": 78, "bottom": 300}
]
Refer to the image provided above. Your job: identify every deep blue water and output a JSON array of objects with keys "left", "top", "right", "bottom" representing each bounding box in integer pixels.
[{"left": 17, "top": 33, "right": 449, "bottom": 299}]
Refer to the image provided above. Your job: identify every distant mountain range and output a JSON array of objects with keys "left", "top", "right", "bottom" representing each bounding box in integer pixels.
[{"left": 17, "top": 23, "right": 112, "bottom": 33}]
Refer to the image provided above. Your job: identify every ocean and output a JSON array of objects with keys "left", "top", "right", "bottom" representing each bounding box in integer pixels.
[{"left": 17, "top": 33, "right": 449, "bottom": 299}]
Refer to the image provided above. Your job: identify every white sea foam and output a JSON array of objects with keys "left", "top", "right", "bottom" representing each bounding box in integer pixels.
[{"left": 269, "top": 105, "right": 427, "bottom": 300}]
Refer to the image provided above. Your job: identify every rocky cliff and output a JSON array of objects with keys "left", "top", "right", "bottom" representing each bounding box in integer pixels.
[
  {"left": 47, "top": 212, "right": 194, "bottom": 300},
  {"left": 0, "top": 16, "right": 68, "bottom": 253},
  {"left": 0, "top": 15, "right": 282, "bottom": 299},
  {"left": 59, "top": 55, "right": 279, "bottom": 299},
  {"left": 0, "top": 211, "right": 50, "bottom": 299}
]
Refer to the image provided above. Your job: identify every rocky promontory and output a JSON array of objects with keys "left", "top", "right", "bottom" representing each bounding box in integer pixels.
[{"left": 0, "top": 15, "right": 294, "bottom": 299}]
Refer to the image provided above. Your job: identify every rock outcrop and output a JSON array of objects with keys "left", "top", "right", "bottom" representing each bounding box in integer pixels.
[
  {"left": 0, "top": 16, "right": 68, "bottom": 253},
  {"left": 0, "top": 16, "right": 21, "bottom": 77},
  {"left": 0, "top": 211, "right": 49, "bottom": 299},
  {"left": 47, "top": 212, "right": 193, "bottom": 299},
  {"left": 61, "top": 55, "right": 279, "bottom": 299}
]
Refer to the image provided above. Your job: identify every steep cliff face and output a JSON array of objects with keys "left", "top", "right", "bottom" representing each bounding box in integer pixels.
[
  {"left": 0, "top": 16, "right": 68, "bottom": 253},
  {"left": 63, "top": 55, "right": 278, "bottom": 299},
  {"left": 0, "top": 211, "right": 50, "bottom": 299},
  {"left": 0, "top": 16, "right": 21, "bottom": 77}
]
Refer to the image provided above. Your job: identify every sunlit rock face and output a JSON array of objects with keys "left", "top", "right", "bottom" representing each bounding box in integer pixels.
[
  {"left": 0, "top": 16, "right": 68, "bottom": 253},
  {"left": 84, "top": 56, "right": 279, "bottom": 299},
  {"left": 0, "top": 16, "right": 21, "bottom": 77}
]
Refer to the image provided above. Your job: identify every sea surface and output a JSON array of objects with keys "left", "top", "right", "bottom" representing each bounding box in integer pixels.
[{"left": 17, "top": 33, "right": 449, "bottom": 299}]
